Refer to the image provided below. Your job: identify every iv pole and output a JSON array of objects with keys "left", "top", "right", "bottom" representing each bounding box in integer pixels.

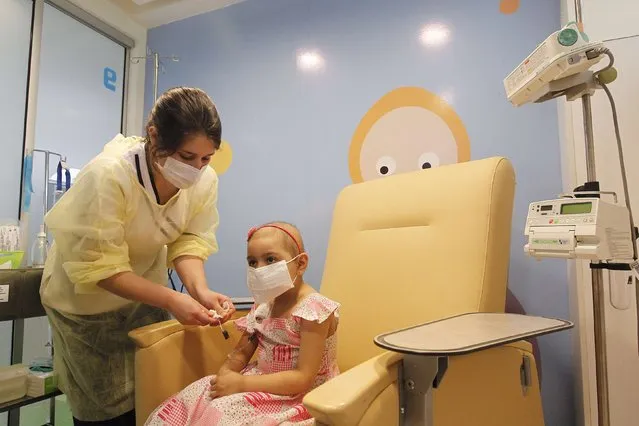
[
  {"left": 131, "top": 48, "right": 182, "bottom": 293},
  {"left": 573, "top": 1, "right": 614, "bottom": 425},
  {"left": 131, "top": 48, "right": 179, "bottom": 102}
]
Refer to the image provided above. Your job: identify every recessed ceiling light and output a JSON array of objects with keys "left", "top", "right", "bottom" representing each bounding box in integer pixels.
[
  {"left": 420, "top": 23, "right": 451, "bottom": 47},
  {"left": 296, "top": 50, "right": 325, "bottom": 72}
]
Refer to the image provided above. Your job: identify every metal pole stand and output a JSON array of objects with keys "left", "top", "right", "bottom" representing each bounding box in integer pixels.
[
  {"left": 399, "top": 356, "right": 447, "bottom": 425},
  {"left": 130, "top": 48, "right": 179, "bottom": 103},
  {"left": 576, "top": 86, "right": 613, "bottom": 426},
  {"left": 590, "top": 268, "right": 610, "bottom": 426}
]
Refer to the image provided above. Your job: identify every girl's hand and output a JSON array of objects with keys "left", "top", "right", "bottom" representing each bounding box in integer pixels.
[
  {"left": 197, "top": 289, "right": 236, "bottom": 324},
  {"left": 210, "top": 370, "right": 244, "bottom": 399}
]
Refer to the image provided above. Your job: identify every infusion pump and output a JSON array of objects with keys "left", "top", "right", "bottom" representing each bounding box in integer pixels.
[{"left": 525, "top": 197, "right": 634, "bottom": 263}]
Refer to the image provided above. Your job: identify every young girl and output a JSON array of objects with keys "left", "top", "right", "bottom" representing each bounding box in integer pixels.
[{"left": 146, "top": 222, "right": 340, "bottom": 425}]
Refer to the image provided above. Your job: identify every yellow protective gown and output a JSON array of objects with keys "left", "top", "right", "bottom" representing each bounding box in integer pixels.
[{"left": 40, "top": 134, "right": 220, "bottom": 421}]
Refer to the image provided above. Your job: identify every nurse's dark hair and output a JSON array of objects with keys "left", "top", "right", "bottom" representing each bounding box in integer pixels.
[{"left": 145, "top": 86, "right": 222, "bottom": 155}]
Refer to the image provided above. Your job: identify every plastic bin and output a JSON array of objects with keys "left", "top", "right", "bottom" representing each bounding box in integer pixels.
[
  {"left": 0, "top": 364, "right": 28, "bottom": 404},
  {"left": 0, "top": 251, "right": 25, "bottom": 269}
]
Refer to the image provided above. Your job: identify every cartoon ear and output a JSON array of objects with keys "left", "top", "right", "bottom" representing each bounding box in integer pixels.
[
  {"left": 209, "top": 139, "right": 233, "bottom": 175},
  {"left": 500, "top": 0, "right": 520, "bottom": 15}
]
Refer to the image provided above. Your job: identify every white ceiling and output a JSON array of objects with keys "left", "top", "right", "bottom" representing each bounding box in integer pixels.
[{"left": 110, "top": 0, "right": 246, "bottom": 28}]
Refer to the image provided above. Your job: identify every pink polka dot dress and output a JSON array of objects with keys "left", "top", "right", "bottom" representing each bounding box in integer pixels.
[{"left": 145, "top": 293, "right": 340, "bottom": 425}]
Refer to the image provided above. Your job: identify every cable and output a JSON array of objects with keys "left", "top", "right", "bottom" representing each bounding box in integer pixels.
[
  {"left": 593, "top": 48, "right": 615, "bottom": 81},
  {"left": 594, "top": 53, "right": 639, "bottom": 326},
  {"left": 167, "top": 269, "right": 186, "bottom": 293},
  {"left": 168, "top": 269, "right": 176, "bottom": 291},
  {"left": 596, "top": 76, "right": 638, "bottom": 260}
]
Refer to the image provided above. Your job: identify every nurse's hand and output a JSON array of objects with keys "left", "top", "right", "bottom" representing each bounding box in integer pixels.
[
  {"left": 197, "top": 290, "right": 236, "bottom": 324},
  {"left": 167, "top": 292, "right": 215, "bottom": 326}
]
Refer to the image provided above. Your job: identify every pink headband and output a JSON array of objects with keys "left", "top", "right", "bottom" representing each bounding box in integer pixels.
[{"left": 247, "top": 224, "right": 302, "bottom": 254}]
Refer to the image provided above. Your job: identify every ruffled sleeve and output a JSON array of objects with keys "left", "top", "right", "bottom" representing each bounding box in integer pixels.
[
  {"left": 291, "top": 293, "right": 340, "bottom": 324},
  {"left": 235, "top": 304, "right": 257, "bottom": 334}
]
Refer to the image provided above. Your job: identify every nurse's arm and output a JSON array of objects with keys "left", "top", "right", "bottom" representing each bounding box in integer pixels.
[
  {"left": 98, "top": 272, "right": 214, "bottom": 325},
  {"left": 173, "top": 255, "right": 209, "bottom": 299},
  {"left": 98, "top": 272, "right": 174, "bottom": 307}
]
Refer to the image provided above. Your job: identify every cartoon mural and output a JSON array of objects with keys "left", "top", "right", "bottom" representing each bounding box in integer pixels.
[
  {"left": 348, "top": 86, "right": 542, "bottom": 381},
  {"left": 209, "top": 139, "right": 233, "bottom": 176},
  {"left": 500, "top": 0, "right": 520, "bottom": 15},
  {"left": 349, "top": 87, "right": 469, "bottom": 181}
]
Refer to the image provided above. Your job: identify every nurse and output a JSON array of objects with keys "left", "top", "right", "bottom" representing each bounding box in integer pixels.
[{"left": 40, "top": 87, "right": 236, "bottom": 425}]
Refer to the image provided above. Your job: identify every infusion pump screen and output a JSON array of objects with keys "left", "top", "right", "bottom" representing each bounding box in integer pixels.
[{"left": 560, "top": 202, "right": 592, "bottom": 215}]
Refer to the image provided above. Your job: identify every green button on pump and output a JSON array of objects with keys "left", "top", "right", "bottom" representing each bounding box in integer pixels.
[{"left": 558, "top": 28, "right": 578, "bottom": 46}]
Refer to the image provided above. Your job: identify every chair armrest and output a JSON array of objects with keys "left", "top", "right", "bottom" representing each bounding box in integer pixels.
[
  {"left": 129, "top": 309, "right": 249, "bottom": 348},
  {"left": 304, "top": 351, "right": 403, "bottom": 425},
  {"left": 130, "top": 317, "right": 247, "bottom": 423},
  {"left": 129, "top": 319, "right": 193, "bottom": 348}
]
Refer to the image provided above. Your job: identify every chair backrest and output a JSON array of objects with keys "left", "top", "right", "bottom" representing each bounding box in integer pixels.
[{"left": 320, "top": 157, "right": 516, "bottom": 371}]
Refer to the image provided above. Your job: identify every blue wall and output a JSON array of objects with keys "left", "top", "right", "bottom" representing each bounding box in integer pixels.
[{"left": 147, "top": 0, "right": 573, "bottom": 424}]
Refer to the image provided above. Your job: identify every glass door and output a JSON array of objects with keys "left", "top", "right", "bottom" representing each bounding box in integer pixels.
[
  {"left": 0, "top": 2, "right": 34, "bottom": 424},
  {"left": 18, "top": 3, "right": 127, "bottom": 425},
  {"left": 0, "top": 0, "right": 32, "bottom": 221}
]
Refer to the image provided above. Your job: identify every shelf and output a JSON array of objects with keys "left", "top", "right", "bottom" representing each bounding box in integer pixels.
[
  {"left": 0, "top": 390, "right": 62, "bottom": 413},
  {"left": 0, "top": 268, "right": 46, "bottom": 322}
]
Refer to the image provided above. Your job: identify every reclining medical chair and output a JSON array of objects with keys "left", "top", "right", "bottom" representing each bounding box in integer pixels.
[{"left": 130, "top": 157, "right": 549, "bottom": 425}]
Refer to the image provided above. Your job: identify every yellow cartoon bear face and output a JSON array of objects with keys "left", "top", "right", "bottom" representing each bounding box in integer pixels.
[
  {"left": 349, "top": 87, "right": 470, "bottom": 183},
  {"left": 209, "top": 139, "right": 233, "bottom": 176}
]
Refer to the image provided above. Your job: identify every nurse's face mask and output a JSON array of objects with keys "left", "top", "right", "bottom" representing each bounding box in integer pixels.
[
  {"left": 151, "top": 131, "right": 215, "bottom": 189},
  {"left": 156, "top": 156, "right": 205, "bottom": 189},
  {"left": 247, "top": 254, "right": 304, "bottom": 305}
]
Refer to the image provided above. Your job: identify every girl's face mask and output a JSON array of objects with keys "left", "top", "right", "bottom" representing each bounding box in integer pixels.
[{"left": 246, "top": 254, "right": 303, "bottom": 305}]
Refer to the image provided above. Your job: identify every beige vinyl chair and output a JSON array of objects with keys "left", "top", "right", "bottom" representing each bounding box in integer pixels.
[{"left": 130, "top": 156, "right": 545, "bottom": 426}]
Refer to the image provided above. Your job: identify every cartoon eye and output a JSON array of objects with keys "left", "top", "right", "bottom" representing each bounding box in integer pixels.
[
  {"left": 418, "top": 152, "right": 441, "bottom": 170},
  {"left": 376, "top": 156, "right": 396, "bottom": 176}
]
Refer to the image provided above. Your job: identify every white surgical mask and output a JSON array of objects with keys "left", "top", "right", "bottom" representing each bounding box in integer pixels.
[
  {"left": 247, "top": 255, "right": 302, "bottom": 305},
  {"left": 156, "top": 156, "right": 205, "bottom": 189}
]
